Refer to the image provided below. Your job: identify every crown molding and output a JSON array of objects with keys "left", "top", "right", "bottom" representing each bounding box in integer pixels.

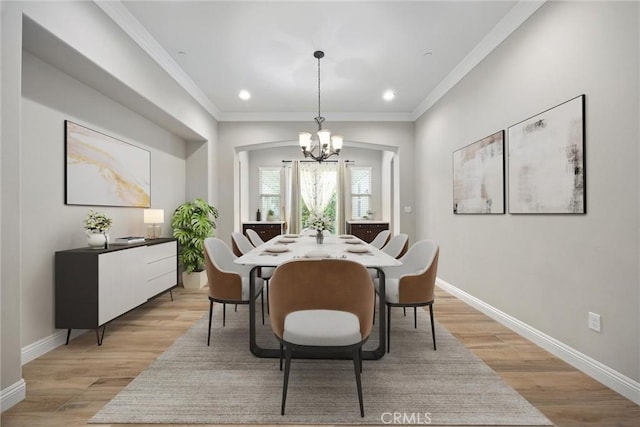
[
  {"left": 411, "top": 0, "right": 546, "bottom": 121},
  {"left": 94, "top": 0, "right": 222, "bottom": 119},
  {"left": 95, "top": 0, "right": 544, "bottom": 124},
  {"left": 218, "top": 111, "right": 414, "bottom": 122}
]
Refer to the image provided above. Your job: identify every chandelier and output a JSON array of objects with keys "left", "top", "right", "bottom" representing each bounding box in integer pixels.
[{"left": 299, "top": 50, "right": 343, "bottom": 162}]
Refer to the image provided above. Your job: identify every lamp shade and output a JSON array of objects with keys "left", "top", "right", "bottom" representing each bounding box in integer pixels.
[
  {"left": 317, "top": 129, "right": 331, "bottom": 146},
  {"left": 299, "top": 132, "right": 311, "bottom": 149},
  {"left": 144, "top": 209, "right": 164, "bottom": 224},
  {"left": 331, "top": 135, "right": 343, "bottom": 151}
]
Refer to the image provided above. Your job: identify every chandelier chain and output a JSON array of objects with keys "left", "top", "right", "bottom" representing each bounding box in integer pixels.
[
  {"left": 317, "top": 54, "right": 321, "bottom": 123},
  {"left": 299, "top": 50, "right": 342, "bottom": 163}
]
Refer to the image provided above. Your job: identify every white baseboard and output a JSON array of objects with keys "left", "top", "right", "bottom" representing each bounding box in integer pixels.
[
  {"left": 1, "top": 379, "right": 25, "bottom": 412},
  {"left": 22, "top": 329, "right": 87, "bottom": 365},
  {"left": 436, "top": 278, "right": 640, "bottom": 405}
]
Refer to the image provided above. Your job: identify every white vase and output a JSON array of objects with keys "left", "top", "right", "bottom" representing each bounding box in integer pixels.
[
  {"left": 182, "top": 271, "right": 208, "bottom": 289},
  {"left": 87, "top": 231, "right": 106, "bottom": 249}
]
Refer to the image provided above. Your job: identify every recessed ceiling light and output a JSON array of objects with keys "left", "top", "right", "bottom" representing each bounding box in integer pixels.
[
  {"left": 239, "top": 90, "right": 251, "bottom": 101},
  {"left": 383, "top": 90, "right": 395, "bottom": 101}
]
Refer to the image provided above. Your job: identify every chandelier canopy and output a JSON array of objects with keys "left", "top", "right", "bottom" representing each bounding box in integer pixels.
[{"left": 299, "top": 50, "right": 343, "bottom": 162}]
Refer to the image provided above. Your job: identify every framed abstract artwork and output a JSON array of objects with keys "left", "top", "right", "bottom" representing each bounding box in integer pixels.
[
  {"left": 508, "top": 95, "right": 585, "bottom": 214},
  {"left": 65, "top": 120, "right": 151, "bottom": 207},
  {"left": 453, "top": 130, "right": 505, "bottom": 214}
]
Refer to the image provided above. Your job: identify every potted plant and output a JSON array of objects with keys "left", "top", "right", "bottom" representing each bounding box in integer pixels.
[
  {"left": 267, "top": 209, "right": 275, "bottom": 221},
  {"left": 171, "top": 198, "right": 219, "bottom": 289},
  {"left": 84, "top": 209, "right": 112, "bottom": 249}
]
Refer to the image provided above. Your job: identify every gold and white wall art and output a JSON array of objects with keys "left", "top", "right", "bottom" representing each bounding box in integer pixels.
[{"left": 65, "top": 120, "right": 150, "bottom": 208}]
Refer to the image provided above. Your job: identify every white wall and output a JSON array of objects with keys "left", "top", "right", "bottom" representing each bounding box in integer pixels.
[
  {"left": 246, "top": 145, "right": 383, "bottom": 223},
  {"left": 217, "top": 121, "right": 414, "bottom": 245},
  {"left": 1, "top": 1, "right": 219, "bottom": 405},
  {"left": 415, "top": 1, "right": 639, "bottom": 382},
  {"left": 20, "top": 51, "right": 187, "bottom": 346}
]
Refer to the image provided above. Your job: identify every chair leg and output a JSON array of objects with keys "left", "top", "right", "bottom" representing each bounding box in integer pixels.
[
  {"left": 279, "top": 342, "right": 284, "bottom": 371},
  {"left": 223, "top": 303, "right": 226, "bottom": 327},
  {"left": 372, "top": 292, "right": 376, "bottom": 325},
  {"left": 261, "top": 291, "right": 265, "bottom": 325},
  {"left": 387, "top": 305, "right": 391, "bottom": 353},
  {"left": 235, "top": 304, "right": 237, "bottom": 312},
  {"left": 266, "top": 280, "right": 270, "bottom": 314},
  {"left": 403, "top": 307, "right": 406, "bottom": 316},
  {"left": 207, "top": 300, "right": 213, "bottom": 346},
  {"left": 429, "top": 305, "right": 436, "bottom": 351},
  {"left": 359, "top": 347, "right": 363, "bottom": 373},
  {"left": 281, "top": 346, "right": 292, "bottom": 415},
  {"left": 414, "top": 307, "right": 417, "bottom": 329},
  {"left": 353, "top": 349, "right": 364, "bottom": 417}
]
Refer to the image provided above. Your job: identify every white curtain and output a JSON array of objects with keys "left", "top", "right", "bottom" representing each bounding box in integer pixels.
[
  {"left": 336, "top": 160, "right": 347, "bottom": 234},
  {"left": 285, "top": 161, "right": 301, "bottom": 234},
  {"left": 299, "top": 162, "right": 337, "bottom": 214}
]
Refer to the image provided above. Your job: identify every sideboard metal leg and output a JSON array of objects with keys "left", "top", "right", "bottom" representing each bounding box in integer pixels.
[{"left": 96, "top": 325, "right": 106, "bottom": 345}]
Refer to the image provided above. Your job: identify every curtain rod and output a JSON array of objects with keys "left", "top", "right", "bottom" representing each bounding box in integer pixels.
[{"left": 281, "top": 160, "right": 355, "bottom": 163}]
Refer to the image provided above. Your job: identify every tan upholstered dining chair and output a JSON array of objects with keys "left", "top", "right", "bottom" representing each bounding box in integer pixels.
[
  {"left": 203, "top": 238, "right": 264, "bottom": 346},
  {"left": 232, "top": 231, "right": 274, "bottom": 313},
  {"left": 369, "top": 229, "right": 391, "bottom": 249},
  {"left": 268, "top": 259, "right": 374, "bottom": 417},
  {"left": 375, "top": 240, "right": 439, "bottom": 352},
  {"left": 380, "top": 233, "right": 409, "bottom": 258},
  {"left": 231, "top": 231, "right": 254, "bottom": 257}
]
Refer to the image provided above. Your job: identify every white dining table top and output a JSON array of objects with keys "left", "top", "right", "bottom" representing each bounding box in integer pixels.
[{"left": 234, "top": 234, "right": 402, "bottom": 268}]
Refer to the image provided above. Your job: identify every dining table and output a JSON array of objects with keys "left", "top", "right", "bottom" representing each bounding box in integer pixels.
[{"left": 234, "top": 233, "right": 402, "bottom": 360}]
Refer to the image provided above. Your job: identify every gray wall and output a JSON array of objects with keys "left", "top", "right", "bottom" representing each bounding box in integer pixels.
[
  {"left": 1, "top": 0, "right": 219, "bottom": 398},
  {"left": 246, "top": 145, "right": 383, "bottom": 223},
  {"left": 217, "top": 121, "right": 415, "bottom": 245},
  {"left": 414, "top": 1, "right": 639, "bottom": 381},
  {"left": 20, "top": 51, "right": 187, "bottom": 346}
]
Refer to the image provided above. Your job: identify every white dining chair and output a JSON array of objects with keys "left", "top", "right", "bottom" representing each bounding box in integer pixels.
[
  {"left": 232, "top": 231, "right": 274, "bottom": 314},
  {"left": 231, "top": 231, "right": 255, "bottom": 256},
  {"left": 203, "top": 238, "right": 264, "bottom": 346},
  {"left": 369, "top": 230, "right": 391, "bottom": 249},
  {"left": 381, "top": 233, "right": 409, "bottom": 259},
  {"left": 374, "top": 240, "right": 439, "bottom": 352},
  {"left": 246, "top": 228, "right": 265, "bottom": 246}
]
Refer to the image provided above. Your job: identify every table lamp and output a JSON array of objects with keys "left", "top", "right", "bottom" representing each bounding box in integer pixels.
[{"left": 144, "top": 209, "right": 164, "bottom": 239}]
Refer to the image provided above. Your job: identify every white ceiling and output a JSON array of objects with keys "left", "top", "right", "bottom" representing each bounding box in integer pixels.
[{"left": 113, "top": 1, "right": 539, "bottom": 121}]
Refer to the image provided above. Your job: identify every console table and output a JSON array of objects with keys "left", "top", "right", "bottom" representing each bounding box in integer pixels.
[
  {"left": 346, "top": 221, "right": 389, "bottom": 243},
  {"left": 242, "top": 221, "right": 284, "bottom": 242},
  {"left": 55, "top": 238, "right": 177, "bottom": 345}
]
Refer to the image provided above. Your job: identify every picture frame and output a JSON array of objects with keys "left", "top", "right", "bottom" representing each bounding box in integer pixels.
[
  {"left": 508, "top": 95, "right": 585, "bottom": 214},
  {"left": 453, "top": 130, "right": 505, "bottom": 214},
  {"left": 65, "top": 120, "right": 151, "bottom": 208}
]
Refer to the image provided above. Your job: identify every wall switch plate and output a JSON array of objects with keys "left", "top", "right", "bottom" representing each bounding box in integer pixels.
[
  {"left": 588, "top": 312, "right": 601, "bottom": 332},
  {"left": 404, "top": 206, "right": 412, "bottom": 214}
]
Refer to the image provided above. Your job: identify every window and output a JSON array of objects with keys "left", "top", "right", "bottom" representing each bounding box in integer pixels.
[
  {"left": 350, "top": 167, "right": 372, "bottom": 219},
  {"left": 259, "top": 167, "right": 281, "bottom": 218}
]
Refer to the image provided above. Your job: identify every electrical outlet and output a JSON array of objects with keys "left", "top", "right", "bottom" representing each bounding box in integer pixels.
[{"left": 588, "top": 312, "right": 601, "bottom": 332}]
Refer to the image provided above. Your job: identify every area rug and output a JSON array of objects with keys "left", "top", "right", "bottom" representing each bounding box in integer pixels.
[{"left": 90, "top": 304, "right": 552, "bottom": 425}]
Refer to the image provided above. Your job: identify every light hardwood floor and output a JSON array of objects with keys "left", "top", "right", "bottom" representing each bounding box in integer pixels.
[{"left": 2, "top": 286, "right": 638, "bottom": 427}]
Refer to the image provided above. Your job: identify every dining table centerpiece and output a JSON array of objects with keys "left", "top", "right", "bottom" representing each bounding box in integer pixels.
[
  {"left": 84, "top": 209, "right": 112, "bottom": 249},
  {"left": 307, "top": 211, "right": 331, "bottom": 244}
]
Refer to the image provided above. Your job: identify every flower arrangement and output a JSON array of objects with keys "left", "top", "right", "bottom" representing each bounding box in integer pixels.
[
  {"left": 306, "top": 211, "right": 332, "bottom": 232},
  {"left": 84, "top": 209, "right": 112, "bottom": 233}
]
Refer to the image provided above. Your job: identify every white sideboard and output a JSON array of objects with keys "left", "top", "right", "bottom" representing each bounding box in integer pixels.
[{"left": 55, "top": 238, "right": 177, "bottom": 345}]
